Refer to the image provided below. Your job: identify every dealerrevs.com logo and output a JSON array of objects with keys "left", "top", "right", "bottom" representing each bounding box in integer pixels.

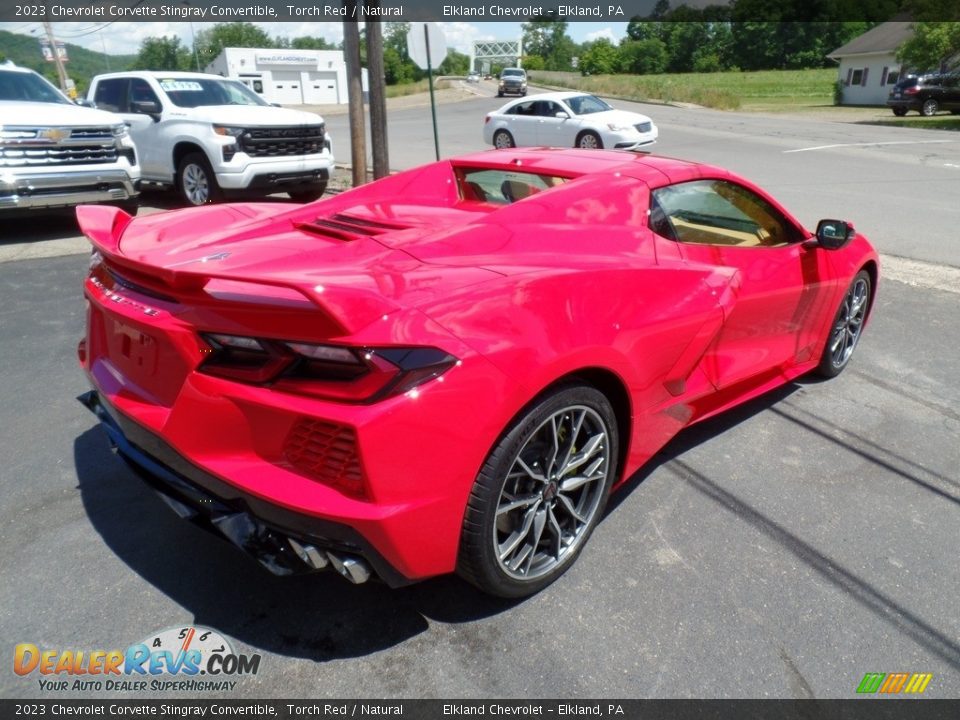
[{"left": 14, "top": 626, "right": 261, "bottom": 692}]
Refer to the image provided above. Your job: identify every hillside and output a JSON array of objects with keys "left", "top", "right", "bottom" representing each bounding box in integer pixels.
[{"left": 0, "top": 29, "right": 135, "bottom": 93}]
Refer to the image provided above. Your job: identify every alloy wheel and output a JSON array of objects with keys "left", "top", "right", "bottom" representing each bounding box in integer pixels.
[
  {"left": 828, "top": 276, "right": 869, "bottom": 369},
  {"left": 493, "top": 405, "right": 610, "bottom": 581},
  {"left": 182, "top": 163, "right": 211, "bottom": 205}
]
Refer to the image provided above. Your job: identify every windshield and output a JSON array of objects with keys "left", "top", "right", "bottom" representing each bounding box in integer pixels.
[
  {"left": 565, "top": 95, "right": 613, "bottom": 115},
  {"left": 158, "top": 78, "right": 269, "bottom": 108},
  {"left": 501, "top": 69, "right": 525, "bottom": 78},
  {"left": 0, "top": 70, "right": 70, "bottom": 104}
]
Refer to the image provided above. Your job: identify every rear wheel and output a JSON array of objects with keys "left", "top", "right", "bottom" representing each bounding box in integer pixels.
[
  {"left": 921, "top": 98, "right": 940, "bottom": 116},
  {"left": 493, "top": 130, "right": 515, "bottom": 149},
  {"left": 576, "top": 131, "right": 603, "bottom": 150},
  {"left": 816, "top": 270, "right": 871, "bottom": 378},
  {"left": 458, "top": 384, "right": 618, "bottom": 598},
  {"left": 892, "top": 107, "right": 908, "bottom": 117},
  {"left": 177, "top": 152, "right": 220, "bottom": 206}
]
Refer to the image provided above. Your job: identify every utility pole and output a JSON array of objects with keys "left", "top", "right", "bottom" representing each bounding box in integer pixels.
[
  {"left": 42, "top": 20, "right": 69, "bottom": 93},
  {"left": 343, "top": 7, "right": 367, "bottom": 187},
  {"left": 366, "top": 18, "right": 389, "bottom": 179}
]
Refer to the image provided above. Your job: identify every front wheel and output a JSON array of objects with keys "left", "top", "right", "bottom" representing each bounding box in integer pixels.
[
  {"left": 921, "top": 98, "right": 940, "bottom": 116},
  {"left": 816, "top": 270, "right": 871, "bottom": 378},
  {"left": 177, "top": 152, "right": 220, "bottom": 206},
  {"left": 458, "top": 384, "right": 618, "bottom": 598},
  {"left": 576, "top": 131, "right": 603, "bottom": 150}
]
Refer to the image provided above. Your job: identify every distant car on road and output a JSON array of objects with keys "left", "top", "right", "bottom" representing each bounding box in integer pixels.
[
  {"left": 887, "top": 72, "right": 960, "bottom": 116},
  {"left": 466, "top": 72, "right": 481, "bottom": 84},
  {"left": 484, "top": 91, "right": 658, "bottom": 151},
  {"left": 498, "top": 68, "right": 527, "bottom": 97}
]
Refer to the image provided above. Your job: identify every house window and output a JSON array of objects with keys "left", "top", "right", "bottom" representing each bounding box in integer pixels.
[
  {"left": 887, "top": 71, "right": 900, "bottom": 84},
  {"left": 851, "top": 69, "right": 863, "bottom": 85}
]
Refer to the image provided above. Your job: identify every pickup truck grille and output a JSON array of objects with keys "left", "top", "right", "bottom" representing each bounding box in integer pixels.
[
  {"left": 0, "top": 126, "right": 118, "bottom": 167},
  {"left": 239, "top": 125, "right": 325, "bottom": 157}
]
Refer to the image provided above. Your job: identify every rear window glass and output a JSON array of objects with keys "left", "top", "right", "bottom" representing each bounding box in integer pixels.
[
  {"left": 895, "top": 77, "right": 919, "bottom": 89},
  {"left": 456, "top": 167, "right": 568, "bottom": 204}
]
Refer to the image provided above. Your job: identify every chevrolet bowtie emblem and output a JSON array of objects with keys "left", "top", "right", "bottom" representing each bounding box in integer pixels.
[{"left": 39, "top": 128, "right": 70, "bottom": 142}]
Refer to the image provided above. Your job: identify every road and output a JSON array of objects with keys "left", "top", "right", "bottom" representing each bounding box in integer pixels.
[{"left": 1, "top": 86, "right": 959, "bottom": 700}]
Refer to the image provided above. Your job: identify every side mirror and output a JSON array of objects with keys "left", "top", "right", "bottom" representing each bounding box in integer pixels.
[
  {"left": 131, "top": 99, "right": 161, "bottom": 120},
  {"left": 555, "top": 111, "right": 569, "bottom": 119},
  {"left": 815, "top": 219, "right": 854, "bottom": 250},
  {"left": 75, "top": 98, "right": 94, "bottom": 108}
]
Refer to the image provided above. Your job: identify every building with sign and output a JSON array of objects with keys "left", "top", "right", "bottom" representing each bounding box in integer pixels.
[{"left": 205, "top": 47, "right": 364, "bottom": 106}]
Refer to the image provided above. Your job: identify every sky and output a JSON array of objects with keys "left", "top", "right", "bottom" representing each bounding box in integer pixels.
[{"left": 0, "top": 21, "right": 630, "bottom": 59}]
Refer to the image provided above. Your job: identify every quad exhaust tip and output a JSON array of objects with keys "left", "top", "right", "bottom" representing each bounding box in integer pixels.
[{"left": 289, "top": 538, "right": 371, "bottom": 584}]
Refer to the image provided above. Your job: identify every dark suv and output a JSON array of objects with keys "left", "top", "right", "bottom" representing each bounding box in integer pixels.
[{"left": 887, "top": 73, "right": 960, "bottom": 116}]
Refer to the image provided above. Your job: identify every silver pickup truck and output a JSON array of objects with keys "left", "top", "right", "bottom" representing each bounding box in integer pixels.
[{"left": 0, "top": 62, "right": 141, "bottom": 214}]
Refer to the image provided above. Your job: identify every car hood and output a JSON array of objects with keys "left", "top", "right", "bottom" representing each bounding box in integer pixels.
[
  {"left": 165, "top": 105, "right": 324, "bottom": 126},
  {"left": 0, "top": 101, "right": 124, "bottom": 126},
  {"left": 579, "top": 109, "right": 653, "bottom": 126}
]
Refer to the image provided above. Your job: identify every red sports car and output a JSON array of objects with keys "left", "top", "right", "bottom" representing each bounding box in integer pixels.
[{"left": 77, "top": 148, "right": 878, "bottom": 598}]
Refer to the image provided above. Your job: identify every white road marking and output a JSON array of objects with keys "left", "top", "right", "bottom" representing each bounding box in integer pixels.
[{"left": 784, "top": 139, "right": 956, "bottom": 153}]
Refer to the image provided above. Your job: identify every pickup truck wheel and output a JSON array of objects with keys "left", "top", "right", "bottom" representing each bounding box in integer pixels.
[
  {"left": 288, "top": 184, "right": 327, "bottom": 202},
  {"left": 177, "top": 152, "right": 220, "bottom": 206}
]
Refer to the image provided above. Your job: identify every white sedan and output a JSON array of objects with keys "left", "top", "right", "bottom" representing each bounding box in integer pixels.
[{"left": 483, "top": 91, "right": 658, "bottom": 151}]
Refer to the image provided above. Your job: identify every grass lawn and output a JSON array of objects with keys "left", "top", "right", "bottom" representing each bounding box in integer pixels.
[{"left": 529, "top": 68, "right": 838, "bottom": 111}]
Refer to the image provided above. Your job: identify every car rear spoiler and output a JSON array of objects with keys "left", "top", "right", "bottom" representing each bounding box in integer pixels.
[{"left": 75, "top": 204, "right": 399, "bottom": 336}]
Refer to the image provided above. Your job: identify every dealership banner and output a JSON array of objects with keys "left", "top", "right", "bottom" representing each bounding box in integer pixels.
[
  {"left": 2, "top": 700, "right": 959, "bottom": 719},
  {"left": 2, "top": 0, "right": 959, "bottom": 22}
]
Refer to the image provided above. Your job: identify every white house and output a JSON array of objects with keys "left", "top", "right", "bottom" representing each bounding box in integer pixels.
[
  {"left": 205, "top": 47, "right": 361, "bottom": 105},
  {"left": 827, "top": 21, "right": 914, "bottom": 105}
]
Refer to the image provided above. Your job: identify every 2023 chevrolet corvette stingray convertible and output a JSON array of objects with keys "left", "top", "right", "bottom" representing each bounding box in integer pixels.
[{"left": 77, "top": 148, "right": 878, "bottom": 597}]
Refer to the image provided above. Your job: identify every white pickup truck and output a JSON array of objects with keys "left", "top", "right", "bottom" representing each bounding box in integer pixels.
[
  {"left": 87, "top": 71, "right": 334, "bottom": 206},
  {"left": 0, "top": 63, "right": 140, "bottom": 214}
]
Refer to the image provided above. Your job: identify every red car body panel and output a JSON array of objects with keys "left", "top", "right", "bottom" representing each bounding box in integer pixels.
[{"left": 76, "top": 149, "right": 879, "bottom": 584}]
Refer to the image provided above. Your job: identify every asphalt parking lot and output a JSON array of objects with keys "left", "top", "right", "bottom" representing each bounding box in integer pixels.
[{"left": 1, "top": 90, "right": 959, "bottom": 699}]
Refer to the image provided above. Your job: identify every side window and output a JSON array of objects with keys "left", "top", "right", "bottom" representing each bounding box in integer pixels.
[
  {"left": 93, "top": 78, "right": 128, "bottom": 112},
  {"left": 506, "top": 101, "right": 536, "bottom": 116},
  {"left": 649, "top": 180, "right": 801, "bottom": 248},
  {"left": 537, "top": 101, "right": 563, "bottom": 117},
  {"left": 129, "top": 78, "right": 161, "bottom": 108}
]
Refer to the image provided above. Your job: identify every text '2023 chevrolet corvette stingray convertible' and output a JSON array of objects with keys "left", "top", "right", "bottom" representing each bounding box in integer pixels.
[{"left": 77, "top": 148, "right": 878, "bottom": 597}]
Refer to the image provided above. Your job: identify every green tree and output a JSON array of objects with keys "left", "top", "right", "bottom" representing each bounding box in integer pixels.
[
  {"left": 898, "top": 22, "right": 960, "bottom": 71},
  {"left": 579, "top": 39, "right": 620, "bottom": 75},
  {"left": 617, "top": 39, "right": 668, "bottom": 74},
  {"left": 439, "top": 49, "right": 470, "bottom": 75},
  {"left": 133, "top": 36, "right": 189, "bottom": 71},
  {"left": 522, "top": 17, "right": 575, "bottom": 70},
  {"left": 195, "top": 22, "right": 274, "bottom": 68}
]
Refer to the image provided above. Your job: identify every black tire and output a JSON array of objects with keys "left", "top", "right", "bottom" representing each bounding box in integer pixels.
[
  {"left": 493, "top": 130, "right": 516, "bottom": 149},
  {"left": 177, "top": 152, "right": 221, "bottom": 207},
  {"left": 288, "top": 183, "right": 327, "bottom": 203},
  {"left": 576, "top": 131, "right": 603, "bottom": 150},
  {"left": 815, "top": 269, "right": 871, "bottom": 378},
  {"left": 497, "top": 92, "right": 504, "bottom": 98},
  {"left": 457, "top": 384, "right": 619, "bottom": 598},
  {"left": 921, "top": 98, "right": 939, "bottom": 117},
  {"left": 892, "top": 107, "right": 908, "bottom": 117}
]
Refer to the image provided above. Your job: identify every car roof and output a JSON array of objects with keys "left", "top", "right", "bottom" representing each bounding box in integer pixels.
[
  {"left": 0, "top": 64, "right": 39, "bottom": 75},
  {"left": 501, "top": 91, "right": 600, "bottom": 104}
]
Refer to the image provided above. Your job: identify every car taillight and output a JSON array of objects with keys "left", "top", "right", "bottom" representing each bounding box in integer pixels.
[
  {"left": 904, "top": 87, "right": 920, "bottom": 95},
  {"left": 198, "top": 333, "right": 457, "bottom": 403}
]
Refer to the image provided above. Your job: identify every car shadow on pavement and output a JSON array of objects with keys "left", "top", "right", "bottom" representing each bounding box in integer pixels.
[
  {"left": 73, "top": 427, "right": 519, "bottom": 663},
  {"left": 0, "top": 212, "right": 80, "bottom": 242}
]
